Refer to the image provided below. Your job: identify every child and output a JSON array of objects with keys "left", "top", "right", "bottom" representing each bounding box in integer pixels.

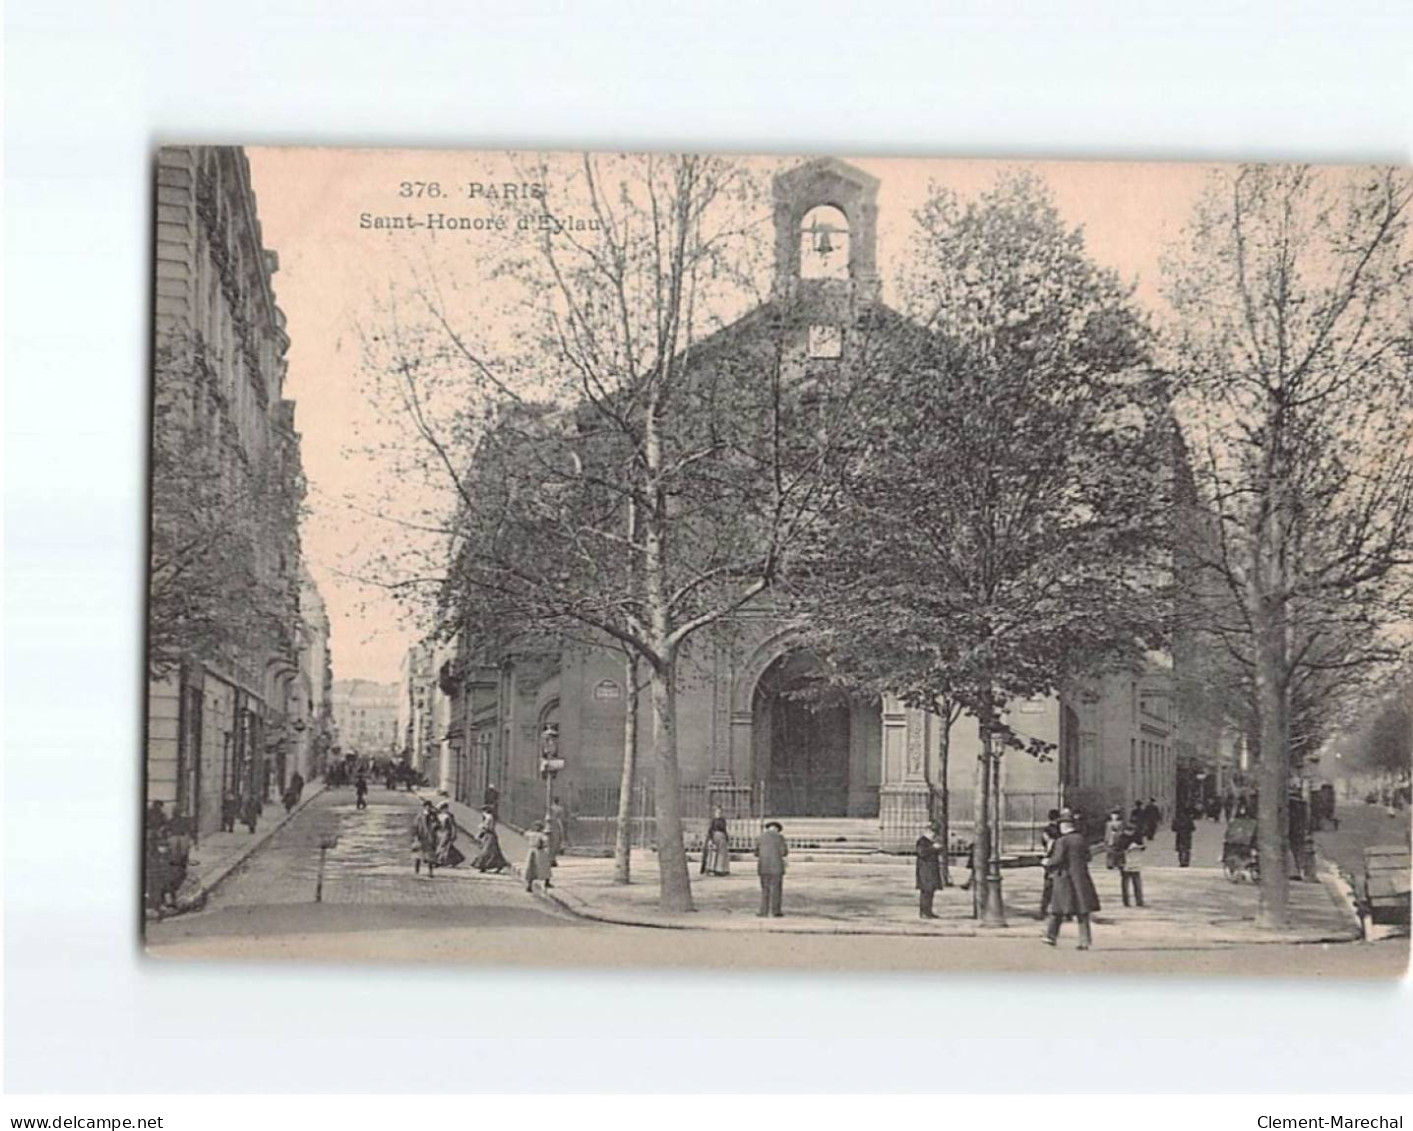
[{"left": 1118, "top": 823, "right": 1146, "bottom": 907}]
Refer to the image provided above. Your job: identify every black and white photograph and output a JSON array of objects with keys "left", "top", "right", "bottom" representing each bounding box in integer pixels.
[
  {"left": 7, "top": 0, "right": 1413, "bottom": 1114},
  {"left": 140, "top": 146, "right": 1411, "bottom": 975}
]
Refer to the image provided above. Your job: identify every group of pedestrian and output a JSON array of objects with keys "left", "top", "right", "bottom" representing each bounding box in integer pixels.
[
  {"left": 1103, "top": 806, "right": 1147, "bottom": 905},
  {"left": 411, "top": 798, "right": 464, "bottom": 877},
  {"left": 220, "top": 789, "right": 262, "bottom": 833}
]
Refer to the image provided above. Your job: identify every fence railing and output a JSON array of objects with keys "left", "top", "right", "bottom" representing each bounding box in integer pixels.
[{"left": 560, "top": 780, "right": 767, "bottom": 854}]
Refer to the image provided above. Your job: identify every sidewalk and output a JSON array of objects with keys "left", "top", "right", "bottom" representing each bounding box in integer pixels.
[
  {"left": 148, "top": 782, "right": 327, "bottom": 918},
  {"left": 422, "top": 793, "right": 1362, "bottom": 948},
  {"left": 535, "top": 852, "right": 1360, "bottom": 949}
]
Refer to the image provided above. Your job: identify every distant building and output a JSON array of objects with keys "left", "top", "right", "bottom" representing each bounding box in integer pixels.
[{"left": 330, "top": 678, "right": 401, "bottom": 761}]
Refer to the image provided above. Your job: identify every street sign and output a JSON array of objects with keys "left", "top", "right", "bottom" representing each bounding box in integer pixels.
[{"left": 539, "top": 757, "right": 566, "bottom": 775}]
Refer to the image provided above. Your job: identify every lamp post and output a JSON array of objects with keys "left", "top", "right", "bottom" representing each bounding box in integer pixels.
[
  {"left": 539, "top": 724, "right": 564, "bottom": 820},
  {"left": 979, "top": 730, "right": 1008, "bottom": 927}
]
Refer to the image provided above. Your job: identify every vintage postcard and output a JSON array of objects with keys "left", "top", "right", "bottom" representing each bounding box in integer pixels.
[{"left": 142, "top": 146, "right": 1412, "bottom": 973}]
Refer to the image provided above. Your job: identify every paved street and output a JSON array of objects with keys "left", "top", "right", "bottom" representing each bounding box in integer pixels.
[{"left": 145, "top": 787, "right": 1407, "bottom": 976}]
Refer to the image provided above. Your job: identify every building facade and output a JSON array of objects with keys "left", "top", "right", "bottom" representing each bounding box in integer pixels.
[
  {"left": 330, "top": 678, "right": 401, "bottom": 762},
  {"left": 448, "top": 159, "right": 1203, "bottom": 850},
  {"left": 146, "top": 146, "right": 320, "bottom": 838}
]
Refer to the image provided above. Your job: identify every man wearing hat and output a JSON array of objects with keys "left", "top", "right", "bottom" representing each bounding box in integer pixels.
[
  {"left": 916, "top": 822, "right": 944, "bottom": 919},
  {"left": 1037, "top": 808, "right": 1062, "bottom": 919},
  {"left": 755, "top": 821, "right": 789, "bottom": 918},
  {"left": 1042, "top": 812, "right": 1101, "bottom": 949}
]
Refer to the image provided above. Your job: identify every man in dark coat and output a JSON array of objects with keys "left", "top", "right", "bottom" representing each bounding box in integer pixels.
[
  {"left": 1042, "top": 816, "right": 1100, "bottom": 950},
  {"left": 915, "top": 822, "right": 944, "bottom": 919},
  {"left": 1038, "top": 808, "right": 1062, "bottom": 919},
  {"left": 1172, "top": 806, "right": 1197, "bottom": 867},
  {"left": 1143, "top": 798, "right": 1162, "bottom": 840},
  {"left": 755, "top": 821, "right": 788, "bottom": 918}
]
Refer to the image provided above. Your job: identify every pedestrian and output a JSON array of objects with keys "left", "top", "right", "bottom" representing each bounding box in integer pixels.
[
  {"left": 1042, "top": 813, "right": 1100, "bottom": 950},
  {"left": 146, "top": 800, "right": 169, "bottom": 841},
  {"left": 435, "top": 800, "right": 463, "bottom": 867},
  {"left": 1172, "top": 806, "right": 1196, "bottom": 868},
  {"left": 524, "top": 820, "right": 553, "bottom": 892},
  {"left": 160, "top": 817, "right": 193, "bottom": 909},
  {"left": 290, "top": 770, "right": 305, "bottom": 804},
  {"left": 701, "top": 806, "right": 731, "bottom": 876},
  {"left": 483, "top": 782, "right": 500, "bottom": 819},
  {"left": 1038, "top": 808, "right": 1063, "bottom": 919},
  {"left": 241, "top": 792, "right": 261, "bottom": 834},
  {"left": 1103, "top": 808, "right": 1126, "bottom": 870},
  {"left": 412, "top": 800, "right": 438, "bottom": 876},
  {"left": 1222, "top": 790, "right": 1235, "bottom": 822},
  {"left": 548, "top": 796, "right": 568, "bottom": 861},
  {"left": 220, "top": 790, "right": 238, "bottom": 833},
  {"left": 1143, "top": 798, "right": 1162, "bottom": 841},
  {"left": 916, "top": 821, "right": 944, "bottom": 919},
  {"left": 1118, "top": 822, "right": 1146, "bottom": 907},
  {"left": 471, "top": 806, "right": 510, "bottom": 873},
  {"left": 1129, "top": 800, "right": 1145, "bottom": 835},
  {"left": 755, "top": 820, "right": 788, "bottom": 918},
  {"left": 354, "top": 772, "right": 369, "bottom": 811}
]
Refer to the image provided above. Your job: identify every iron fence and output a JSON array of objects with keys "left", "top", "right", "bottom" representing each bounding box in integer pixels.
[{"left": 560, "top": 779, "right": 767, "bottom": 854}]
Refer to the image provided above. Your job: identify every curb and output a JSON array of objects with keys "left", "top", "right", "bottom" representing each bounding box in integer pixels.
[
  {"left": 151, "top": 781, "right": 329, "bottom": 919},
  {"left": 535, "top": 882, "right": 1360, "bottom": 946}
]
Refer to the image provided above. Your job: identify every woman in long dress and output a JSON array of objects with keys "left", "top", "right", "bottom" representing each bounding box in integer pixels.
[
  {"left": 413, "top": 800, "right": 439, "bottom": 876},
  {"left": 524, "top": 820, "right": 553, "bottom": 892},
  {"left": 434, "top": 801, "right": 464, "bottom": 867},
  {"left": 702, "top": 806, "right": 731, "bottom": 875},
  {"left": 471, "top": 807, "right": 510, "bottom": 873}
]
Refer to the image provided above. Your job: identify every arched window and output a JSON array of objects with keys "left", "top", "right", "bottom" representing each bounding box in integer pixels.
[{"left": 799, "top": 205, "right": 850, "bottom": 280}]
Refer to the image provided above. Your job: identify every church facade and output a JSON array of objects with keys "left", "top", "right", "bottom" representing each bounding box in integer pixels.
[{"left": 433, "top": 158, "right": 1188, "bottom": 852}]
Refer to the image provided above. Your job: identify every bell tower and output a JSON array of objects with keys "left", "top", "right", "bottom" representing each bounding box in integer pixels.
[{"left": 771, "top": 157, "right": 881, "bottom": 312}]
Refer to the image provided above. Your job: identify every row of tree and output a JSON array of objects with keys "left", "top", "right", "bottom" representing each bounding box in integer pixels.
[{"left": 361, "top": 157, "right": 1413, "bottom": 926}]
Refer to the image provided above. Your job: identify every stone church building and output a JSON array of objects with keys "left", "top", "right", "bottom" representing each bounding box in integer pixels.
[{"left": 436, "top": 158, "right": 1189, "bottom": 853}]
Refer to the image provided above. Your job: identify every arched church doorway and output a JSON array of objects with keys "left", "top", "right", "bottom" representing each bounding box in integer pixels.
[{"left": 751, "top": 650, "right": 878, "bottom": 817}]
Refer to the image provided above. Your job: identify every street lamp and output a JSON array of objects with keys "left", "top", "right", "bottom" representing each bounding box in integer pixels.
[{"left": 539, "top": 723, "right": 564, "bottom": 820}]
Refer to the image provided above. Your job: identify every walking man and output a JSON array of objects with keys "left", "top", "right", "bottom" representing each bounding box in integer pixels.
[
  {"left": 354, "top": 771, "right": 369, "bottom": 811},
  {"left": 916, "top": 822, "right": 944, "bottom": 919},
  {"left": 1039, "top": 808, "right": 1063, "bottom": 919},
  {"left": 1172, "top": 806, "right": 1196, "bottom": 868},
  {"left": 755, "top": 820, "right": 788, "bottom": 918},
  {"left": 1042, "top": 813, "right": 1100, "bottom": 950}
]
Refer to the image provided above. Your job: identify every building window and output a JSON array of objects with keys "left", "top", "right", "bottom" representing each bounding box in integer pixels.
[
  {"left": 808, "top": 324, "right": 843, "bottom": 359},
  {"left": 800, "top": 205, "right": 850, "bottom": 280}
]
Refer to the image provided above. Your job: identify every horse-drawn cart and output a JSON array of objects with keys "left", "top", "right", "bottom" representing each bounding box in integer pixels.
[{"left": 1356, "top": 845, "right": 1411, "bottom": 938}]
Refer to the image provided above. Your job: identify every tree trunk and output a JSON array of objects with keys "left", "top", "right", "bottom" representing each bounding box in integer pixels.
[
  {"left": 612, "top": 654, "right": 639, "bottom": 884},
  {"left": 937, "top": 703, "right": 953, "bottom": 887},
  {"left": 649, "top": 656, "right": 694, "bottom": 912},
  {"left": 971, "top": 726, "right": 990, "bottom": 919},
  {"left": 1254, "top": 602, "right": 1292, "bottom": 929}
]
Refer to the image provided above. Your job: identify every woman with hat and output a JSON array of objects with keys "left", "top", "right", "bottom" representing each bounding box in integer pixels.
[
  {"left": 434, "top": 800, "right": 464, "bottom": 868},
  {"left": 1042, "top": 813, "right": 1100, "bottom": 949},
  {"left": 701, "top": 806, "right": 731, "bottom": 876},
  {"left": 471, "top": 806, "right": 510, "bottom": 873}
]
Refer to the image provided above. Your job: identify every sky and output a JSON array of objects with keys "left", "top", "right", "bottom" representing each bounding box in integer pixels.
[{"left": 246, "top": 148, "right": 1224, "bottom": 684}]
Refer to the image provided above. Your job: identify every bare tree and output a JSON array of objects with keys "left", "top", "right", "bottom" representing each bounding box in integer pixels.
[
  {"left": 361, "top": 154, "right": 859, "bottom": 912},
  {"left": 1165, "top": 164, "right": 1413, "bottom": 927}
]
